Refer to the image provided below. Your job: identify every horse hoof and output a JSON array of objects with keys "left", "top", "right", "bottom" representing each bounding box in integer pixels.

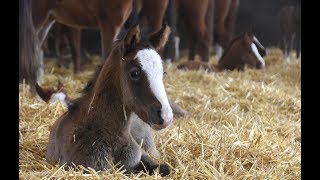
[{"left": 158, "top": 164, "right": 170, "bottom": 176}]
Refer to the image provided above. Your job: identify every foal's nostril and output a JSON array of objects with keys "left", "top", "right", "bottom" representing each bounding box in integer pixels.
[{"left": 157, "top": 110, "right": 164, "bottom": 124}]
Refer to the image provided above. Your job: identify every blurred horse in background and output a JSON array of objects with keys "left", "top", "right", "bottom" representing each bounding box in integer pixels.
[
  {"left": 19, "top": 0, "right": 134, "bottom": 90},
  {"left": 175, "top": 0, "right": 215, "bottom": 62},
  {"left": 278, "top": 2, "right": 301, "bottom": 61},
  {"left": 41, "top": 23, "right": 81, "bottom": 70},
  {"left": 178, "top": 32, "right": 266, "bottom": 71},
  {"left": 42, "top": 0, "right": 172, "bottom": 72},
  {"left": 19, "top": 0, "right": 42, "bottom": 93},
  {"left": 214, "top": 0, "right": 240, "bottom": 58}
]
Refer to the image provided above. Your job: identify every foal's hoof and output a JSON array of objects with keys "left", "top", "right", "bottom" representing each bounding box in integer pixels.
[
  {"left": 158, "top": 164, "right": 170, "bottom": 176},
  {"left": 148, "top": 164, "right": 170, "bottom": 176}
]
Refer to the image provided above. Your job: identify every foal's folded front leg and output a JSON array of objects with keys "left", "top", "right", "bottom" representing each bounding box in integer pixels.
[{"left": 134, "top": 151, "right": 170, "bottom": 176}]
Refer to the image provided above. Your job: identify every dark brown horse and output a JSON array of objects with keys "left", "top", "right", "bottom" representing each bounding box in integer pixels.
[
  {"left": 278, "top": 2, "right": 301, "bottom": 60},
  {"left": 178, "top": 32, "right": 266, "bottom": 72},
  {"left": 45, "top": 24, "right": 173, "bottom": 174},
  {"left": 175, "top": 0, "right": 215, "bottom": 62}
]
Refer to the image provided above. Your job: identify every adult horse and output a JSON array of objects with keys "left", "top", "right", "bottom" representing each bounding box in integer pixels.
[
  {"left": 278, "top": 2, "right": 301, "bottom": 60},
  {"left": 41, "top": 0, "right": 171, "bottom": 73},
  {"left": 24, "top": 0, "right": 133, "bottom": 86},
  {"left": 177, "top": 32, "right": 266, "bottom": 72},
  {"left": 45, "top": 24, "right": 172, "bottom": 174}
]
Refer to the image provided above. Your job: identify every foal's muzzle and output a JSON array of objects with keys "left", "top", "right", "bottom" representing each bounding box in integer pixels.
[{"left": 149, "top": 106, "right": 173, "bottom": 130}]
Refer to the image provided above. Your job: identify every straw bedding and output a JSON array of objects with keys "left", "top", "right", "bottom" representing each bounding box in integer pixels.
[{"left": 19, "top": 48, "right": 301, "bottom": 179}]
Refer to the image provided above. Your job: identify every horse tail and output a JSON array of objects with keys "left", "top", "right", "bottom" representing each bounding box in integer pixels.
[
  {"left": 163, "top": 0, "right": 177, "bottom": 62},
  {"left": 205, "top": 0, "right": 215, "bottom": 51},
  {"left": 19, "top": 0, "right": 41, "bottom": 92}
]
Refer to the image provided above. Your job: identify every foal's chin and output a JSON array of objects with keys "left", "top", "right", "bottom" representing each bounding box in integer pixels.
[
  {"left": 134, "top": 108, "right": 173, "bottom": 131},
  {"left": 149, "top": 117, "right": 173, "bottom": 131},
  {"left": 150, "top": 123, "right": 171, "bottom": 131}
]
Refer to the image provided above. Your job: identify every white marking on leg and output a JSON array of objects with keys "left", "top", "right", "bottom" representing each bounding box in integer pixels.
[
  {"left": 251, "top": 43, "right": 265, "bottom": 68},
  {"left": 36, "top": 48, "right": 44, "bottom": 83},
  {"left": 164, "top": 58, "right": 172, "bottom": 64},
  {"left": 174, "top": 36, "right": 180, "bottom": 59},
  {"left": 286, "top": 56, "right": 291, "bottom": 62},
  {"left": 135, "top": 49, "right": 173, "bottom": 125},
  {"left": 216, "top": 44, "right": 223, "bottom": 59}
]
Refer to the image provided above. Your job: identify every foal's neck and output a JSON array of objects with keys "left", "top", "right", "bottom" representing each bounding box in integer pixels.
[{"left": 77, "top": 55, "right": 131, "bottom": 135}]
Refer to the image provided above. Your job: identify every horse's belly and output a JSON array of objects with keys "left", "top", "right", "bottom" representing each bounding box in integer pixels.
[{"left": 51, "top": 6, "right": 99, "bottom": 29}]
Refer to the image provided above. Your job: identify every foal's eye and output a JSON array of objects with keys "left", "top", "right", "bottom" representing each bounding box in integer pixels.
[{"left": 129, "top": 67, "right": 141, "bottom": 81}]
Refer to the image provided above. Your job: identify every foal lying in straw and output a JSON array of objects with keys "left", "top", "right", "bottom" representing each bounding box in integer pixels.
[
  {"left": 177, "top": 32, "right": 266, "bottom": 72},
  {"left": 43, "top": 24, "right": 175, "bottom": 175},
  {"left": 37, "top": 80, "right": 189, "bottom": 159}
]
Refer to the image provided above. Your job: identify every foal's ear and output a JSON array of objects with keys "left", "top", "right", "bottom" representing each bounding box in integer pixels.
[
  {"left": 149, "top": 24, "right": 171, "bottom": 51},
  {"left": 124, "top": 24, "right": 141, "bottom": 52}
]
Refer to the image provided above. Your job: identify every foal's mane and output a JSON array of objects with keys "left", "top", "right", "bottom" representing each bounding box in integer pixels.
[{"left": 219, "top": 32, "right": 245, "bottom": 61}]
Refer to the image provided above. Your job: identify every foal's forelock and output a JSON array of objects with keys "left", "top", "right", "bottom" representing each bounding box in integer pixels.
[
  {"left": 250, "top": 43, "right": 265, "bottom": 68},
  {"left": 135, "top": 49, "right": 173, "bottom": 122}
]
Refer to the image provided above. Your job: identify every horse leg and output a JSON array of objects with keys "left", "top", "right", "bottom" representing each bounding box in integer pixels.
[
  {"left": 51, "top": 24, "right": 60, "bottom": 58},
  {"left": 35, "top": 18, "right": 55, "bottom": 84},
  {"left": 193, "top": 17, "right": 209, "bottom": 62},
  {"left": 42, "top": 37, "right": 50, "bottom": 57},
  {"left": 198, "top": 31, "right": 210, "bottom": 62},
  {"left": 287, "top": 34, "right": 296, "bottom": 62},
  {"left": 282, "top": 33, "right": 289, "bottom": 61},
  {"left": 296, "top": 37, "right": 301, "bottom": 60},
  {"left": 134, "top": 152, "right": 170, "bottom": 176},
  {"left": 20, "top": 0, "right": 41, "bottom": 93},
  {"left": 225, "top": 0, "right": 239, "bottom": 44},
  {"left": 198, "top": 0, "right": 214, "bottom": 63},
  {"left": 99, "top": 23, "right": 121, "bottom": 60},
  {"left": 68, "top": 28, "right": 81, "bottom": 73},
  {"left": 37, "top": 18, "right": 55, "bottom": 46},
  {"left": 188, "top": 34, "right": 197, "bottom": 61},
  {"left": 130, "top": 116, "right": 160, "bottom": 158},
  {"left": 215, "top": 44, "right": 223, "bottom": 59},
  {"left": 163, "top": 31, "right": 176, "bottom": 63},
  {"left": 163, "top": 0, "right": 177, "bottom": 63}
]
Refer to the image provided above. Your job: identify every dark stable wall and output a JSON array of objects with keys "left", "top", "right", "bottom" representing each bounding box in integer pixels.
[{"left": 234, "top": 0, "right": 300, "bottom": 47}]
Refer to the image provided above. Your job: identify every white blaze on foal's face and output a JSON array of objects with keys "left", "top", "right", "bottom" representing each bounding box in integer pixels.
[
  {"left": 135, "top": 49, "right": 173, "bottom": 125},
  {"left": 250, "top": 43, "right": 265, "bottom": 68}
]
